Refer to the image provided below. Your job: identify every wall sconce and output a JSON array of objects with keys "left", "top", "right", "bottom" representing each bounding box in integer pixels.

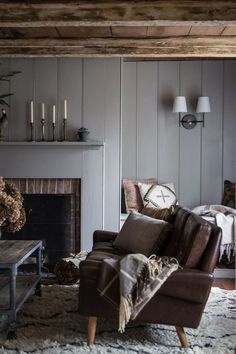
[{"left": 173, "top": 96, "right": 211, "bottom": 129}]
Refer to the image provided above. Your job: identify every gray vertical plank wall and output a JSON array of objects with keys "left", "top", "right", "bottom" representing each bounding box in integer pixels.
[
  {"left": 9, "top": 59, "right": 34, "bottom": 141},
  {"left": 201, "top": 61, "right": 223, "bottom": 204},
  {"left": 35, "top": 59, "right": 58, "bottom": 141},
  {"left": 0, "top": 60, "right": 10, "bottom": 140},
  {"left": 157, "top": 61, "right": 180, "bottom": 195},
  {"left": 122, "top": 62, "right": 137, "bottom": 178},
  {"left": 82, "top": 59, "right": 105, "bottom": 243},
  {"left": 223, "top": 61, "right": 236, "bottom": 183},
  {"left": 136, "top": 62, "right": 158, "bottom": 178},
  {"left": 179, "top": 61, "right": 202, "bottom": 207},
  {"left": 122, "top": 60, "right": 236, "bottom": 208},
  {"left": 103, "top": 59, "right": 121, "bottom": 230},
  {"left": 58, "top": 58, "right": 82, "bottom": 141}
]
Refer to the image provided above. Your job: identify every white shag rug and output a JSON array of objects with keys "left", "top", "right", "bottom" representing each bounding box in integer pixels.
[{"left": 0, "top": 285, "right": 235, "bottom": 354}]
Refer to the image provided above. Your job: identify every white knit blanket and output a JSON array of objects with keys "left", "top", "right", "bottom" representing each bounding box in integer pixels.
[{"left": 192, "top": 204, "right": 236, "bottom": 262}]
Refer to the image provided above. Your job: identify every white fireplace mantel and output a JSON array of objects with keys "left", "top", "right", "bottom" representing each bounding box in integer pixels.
[{"left": 0, "top": 141, "right": 104, "bottom": 150}]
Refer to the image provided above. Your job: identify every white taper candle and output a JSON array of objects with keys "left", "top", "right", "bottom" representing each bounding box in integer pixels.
[
  {"left": 64, "top": 99, "right": 67, "bottom": 119},
  {"left": 42, "top": 103, "right": 45, "bottom": 119},
  {"left": 52, "top": 105, "right": 56, "bottom": 123},
  {"left": 30, "top": 101, "right": 34, "bottom": 123}
]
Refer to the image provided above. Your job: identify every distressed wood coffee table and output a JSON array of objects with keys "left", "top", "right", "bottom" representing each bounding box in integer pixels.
[{"left": 0, "top": 240, "right": 42, "bottom": 339}]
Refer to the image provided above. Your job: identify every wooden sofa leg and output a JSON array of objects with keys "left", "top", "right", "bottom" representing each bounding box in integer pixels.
[
  {"left": 175, "top": 326, "right": 188, "bottom": 348},
  {"left": 87, "top": 316, "right": 97, "bottom": 347}
]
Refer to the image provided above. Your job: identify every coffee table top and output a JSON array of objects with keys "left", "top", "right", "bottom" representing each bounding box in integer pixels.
[{"left": 0, "top": 240, "right": 42, "bottom": 268}]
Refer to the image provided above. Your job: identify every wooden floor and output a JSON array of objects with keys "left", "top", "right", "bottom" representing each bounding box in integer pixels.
[{"left": 213, "top": 278, "right": 235, "bottom": 290}]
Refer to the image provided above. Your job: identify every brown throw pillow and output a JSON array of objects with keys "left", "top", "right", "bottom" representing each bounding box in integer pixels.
[
  {"left": 123, "top": 178, "right": 158, "bottom": 213},
  {"left": 222, "top": 180, "right": 235, "bottom": 209},
  {"left": 113, "top": 212, "right": 172, "bottom": 257},
  {"left": 141, "top": 204, "right": 176, "bottom": 223}
]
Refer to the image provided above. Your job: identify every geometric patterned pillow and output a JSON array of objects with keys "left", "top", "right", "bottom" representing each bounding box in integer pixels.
[
  {"left": 138, "top": 182, "right": 177, "bottom": 209},
  {"left": 222, "top": 180, "right": 235, "bottom": 209}
]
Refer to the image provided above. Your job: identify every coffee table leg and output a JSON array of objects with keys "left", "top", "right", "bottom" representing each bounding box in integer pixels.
[
  {"left": 7, "top": 266, "right": 17, "bottom": 339},
  {"left": 7, "top": 313, "right": 17, "bottom": 339},
  {"left": 35, "top": 246, "right": 42, "bottom": 296}
]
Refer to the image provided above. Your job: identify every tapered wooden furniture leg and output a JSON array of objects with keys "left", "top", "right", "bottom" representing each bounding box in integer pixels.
[
  {"left": 87, "top": 316, "right": 97, "bottom": 347},
  {"left": 175, "top": 326, "right": 188, "bottom": 348}
]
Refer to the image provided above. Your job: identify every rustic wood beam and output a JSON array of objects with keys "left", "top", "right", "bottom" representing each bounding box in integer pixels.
[
  {"left": 0, "top": 37, "right": 235, "bottom": 58},
  {"left": 0, "top": 1, "right": 236, "bottom": 27}
]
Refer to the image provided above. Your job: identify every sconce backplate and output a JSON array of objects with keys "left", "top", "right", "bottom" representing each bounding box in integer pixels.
[{"left": 181, "top": 114, "right": 197, "bottom": 129}]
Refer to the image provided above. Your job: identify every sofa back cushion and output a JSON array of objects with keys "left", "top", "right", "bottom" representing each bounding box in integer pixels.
[
  {"left": 164, "top": 209, "right": 212, "bottom": 268},
  {"left": 180, "top": 214, "right": 212, "bottom": 268},
  {"left": 113, "top": 212, "right": 172, "bottom": 257},
  {"left": 163, "top": 207, "right": 190, "bottom": 256}
]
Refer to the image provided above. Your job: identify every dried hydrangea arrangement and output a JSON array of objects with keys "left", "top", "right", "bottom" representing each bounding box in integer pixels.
[{"left": 0, "top": 177, "right": 26, "bottom": 233}]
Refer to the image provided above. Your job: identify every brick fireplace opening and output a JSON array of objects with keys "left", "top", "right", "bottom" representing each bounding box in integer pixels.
[{"left": 2, "top": 178, "right": 81, "bottom": 271}]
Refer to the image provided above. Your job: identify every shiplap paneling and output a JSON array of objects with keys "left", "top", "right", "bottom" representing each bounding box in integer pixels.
[
  {"left": 58, "top": 58, "right": 82, "bottom": 141},
  {"left": 157, "top": 61, "right": 180, "bottom": 195},
  {"left": 103, "top": 59, "right": 121, "bottom": 231},
  {"left": 82, "top": 59, "right": 105, "bottom": 238},
  {"left": 179, "top": 61, "right": 202, "bottom": 208},
  {"left": 0, "top": 60, "right": 10, "bottom": 140},
  {"left": 201, "top": 61, "right": 223, "bottom": 205},
  {"left": 122, "top": 62, "right": 137, "bottom": 178},
  {"left": 9, "top": 59, "right": 34, "bottom": 142},
  {"left": 223, "top": 61, "right": 236, "bottom": 182},
  {"left": 136, "top": 62, "right": 158, "bottom": 178},
  {"left": 35, "top": 59, "right": 58, "bottom": 141}
]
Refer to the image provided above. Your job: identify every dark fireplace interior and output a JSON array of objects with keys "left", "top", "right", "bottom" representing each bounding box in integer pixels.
[{"left": 2, "top": 193, "right": 76, "bottom": 272}]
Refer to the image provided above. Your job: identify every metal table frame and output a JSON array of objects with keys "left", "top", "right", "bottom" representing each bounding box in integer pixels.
[{"left": 0, "top": 241, "right": 42, "bottom": 339}]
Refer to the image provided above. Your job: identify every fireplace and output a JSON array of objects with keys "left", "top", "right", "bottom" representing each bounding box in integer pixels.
[{"left": 2, "top": 178, "right": 80, "bottom": 271}]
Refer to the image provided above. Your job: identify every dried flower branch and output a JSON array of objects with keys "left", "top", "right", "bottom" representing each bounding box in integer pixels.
[{"left": 0, "top": 177, "right": 26, "bottom": 233}]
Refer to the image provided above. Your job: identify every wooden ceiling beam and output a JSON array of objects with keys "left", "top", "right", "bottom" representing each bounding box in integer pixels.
[
  {"left": 0, "top": 37, "right": 235, "bottom": 58},
  {"left": 0, "top": 1, "right": 236, "bottom": 27}
]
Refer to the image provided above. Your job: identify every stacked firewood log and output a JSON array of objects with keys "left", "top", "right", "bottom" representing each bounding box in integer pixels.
[{"left": 54, "top": 251, "right": 88, "bottom": 285}]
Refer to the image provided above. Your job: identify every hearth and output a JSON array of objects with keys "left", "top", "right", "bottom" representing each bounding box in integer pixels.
[{"left": 2, "top": 178, "right": 80, "bottom": 272}]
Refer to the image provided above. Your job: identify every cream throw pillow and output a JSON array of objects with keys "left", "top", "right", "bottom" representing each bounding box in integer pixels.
[{"left": 138, "top": 182, "right": 177, "bottom": 209}]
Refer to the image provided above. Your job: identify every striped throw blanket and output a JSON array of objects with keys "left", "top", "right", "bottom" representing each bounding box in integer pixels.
[{"left": 97, "top": 253, "right": 180, "bottom": 332}]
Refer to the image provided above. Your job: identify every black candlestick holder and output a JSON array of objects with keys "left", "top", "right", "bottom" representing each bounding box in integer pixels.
[
  {"left": 29, "top": 122, "right": 34, "bottom": 141},
  {"left": 63, "top": 118, "right": 67, "bottom": 141},
  {"left": 41, "top": 118, "right": 45, "bottom": 141},
  {"left": 52, "top": 122, "right": 56, "bottom": 141}
]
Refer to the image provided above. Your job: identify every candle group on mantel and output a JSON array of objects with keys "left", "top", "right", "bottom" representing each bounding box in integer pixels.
[{"left": 29, "top": 99, "right": 68, "bottom": 141}]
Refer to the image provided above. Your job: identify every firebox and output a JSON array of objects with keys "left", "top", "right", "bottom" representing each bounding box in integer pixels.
[{"left": 2, "top": 178, "right": 81, "bottom": 272}]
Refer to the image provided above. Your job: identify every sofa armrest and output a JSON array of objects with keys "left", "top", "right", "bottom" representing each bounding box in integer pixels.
[
  {"left": 93, "top": 230, "right": 118, "bottom": 244},
  {"left": 158, "top": 268, "right": 213, "bottom": 304}
]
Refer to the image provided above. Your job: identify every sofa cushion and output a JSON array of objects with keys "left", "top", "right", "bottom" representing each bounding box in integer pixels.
[
  {"left": 113, "top": 212, "right": 172, "bottom": 257},
  {"left": 123, "top": 178, "right": 158, "bottom": 212},
  {"left": 168, "top": 212, "right": 212, "bottom": 268}
]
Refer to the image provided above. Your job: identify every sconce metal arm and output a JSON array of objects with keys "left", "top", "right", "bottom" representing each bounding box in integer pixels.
[{"left": 179, "top": 113, "right": 205, "bottom": 129}]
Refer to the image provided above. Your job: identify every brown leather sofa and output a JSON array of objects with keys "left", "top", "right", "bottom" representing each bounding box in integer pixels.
[{"left": 78, "top": 206, "right": 222, "bottom": 347}]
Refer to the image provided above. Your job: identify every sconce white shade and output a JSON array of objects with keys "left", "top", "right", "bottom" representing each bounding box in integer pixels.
[
  {"left": 196, "top": 96, "right": 211, "bottom": 113},
  {"left": 172, "top": 96, "right": 187, "bottom": 113}
]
